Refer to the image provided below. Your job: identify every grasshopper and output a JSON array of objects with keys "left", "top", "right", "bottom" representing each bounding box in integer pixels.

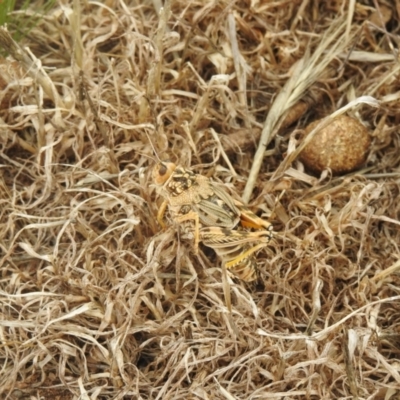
[{"left": 152, "top": 160, "right": 274, "bottom": 282}]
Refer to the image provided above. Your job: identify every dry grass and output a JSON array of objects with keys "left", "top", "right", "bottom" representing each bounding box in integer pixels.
[{"left": 1, "top": 1, "right": 400, "bottom": 399}]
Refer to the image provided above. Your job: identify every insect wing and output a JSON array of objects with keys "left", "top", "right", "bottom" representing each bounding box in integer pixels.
[{"left": 193, "top": 184, "right": 240, "bottom": 228}]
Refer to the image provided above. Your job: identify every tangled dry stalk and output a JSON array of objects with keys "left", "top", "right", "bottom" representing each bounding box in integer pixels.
[{"left": 1, "top": 1, "right": 400, "bottom": 399}]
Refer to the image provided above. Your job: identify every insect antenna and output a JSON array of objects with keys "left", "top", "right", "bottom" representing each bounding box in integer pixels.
[
  {"left": 141, "top": 95, "right": 165, "bottom": 163},
  {"left": 139, "top": 96, "right": 177, "bottom": 185},
  {"left": 135, "top": 150, "right": 157, "bottom": 163},
  {"left": 144, "top": 128, "right": 163, "bottom": 163}
]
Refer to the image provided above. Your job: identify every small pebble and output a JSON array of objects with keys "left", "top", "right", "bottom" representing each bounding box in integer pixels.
[{"left": 299, "top": 115, "right": 371, "bottom": 174}]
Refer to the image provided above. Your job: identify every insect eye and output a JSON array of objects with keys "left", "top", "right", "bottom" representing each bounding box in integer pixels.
[
  {"left": 159, "top": 163, "right": 167, "bottom": 176},
  {"left": 153, "top": 161, "right": 176, "bottom": 185}
]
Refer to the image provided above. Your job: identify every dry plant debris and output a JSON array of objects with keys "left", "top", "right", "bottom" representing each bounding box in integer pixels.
[{"left": 1, "top": 1, "right": 400, "bottom": 399}]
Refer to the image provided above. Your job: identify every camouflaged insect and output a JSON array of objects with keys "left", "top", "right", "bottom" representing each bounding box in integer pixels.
[{"left": 152, "top": 160, "right": 274, "bottom": 282}]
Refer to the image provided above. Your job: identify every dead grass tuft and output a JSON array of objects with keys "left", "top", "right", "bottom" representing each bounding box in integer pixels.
[{"left": 1, "top": 1, "right": 400, "bottom": 398}]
